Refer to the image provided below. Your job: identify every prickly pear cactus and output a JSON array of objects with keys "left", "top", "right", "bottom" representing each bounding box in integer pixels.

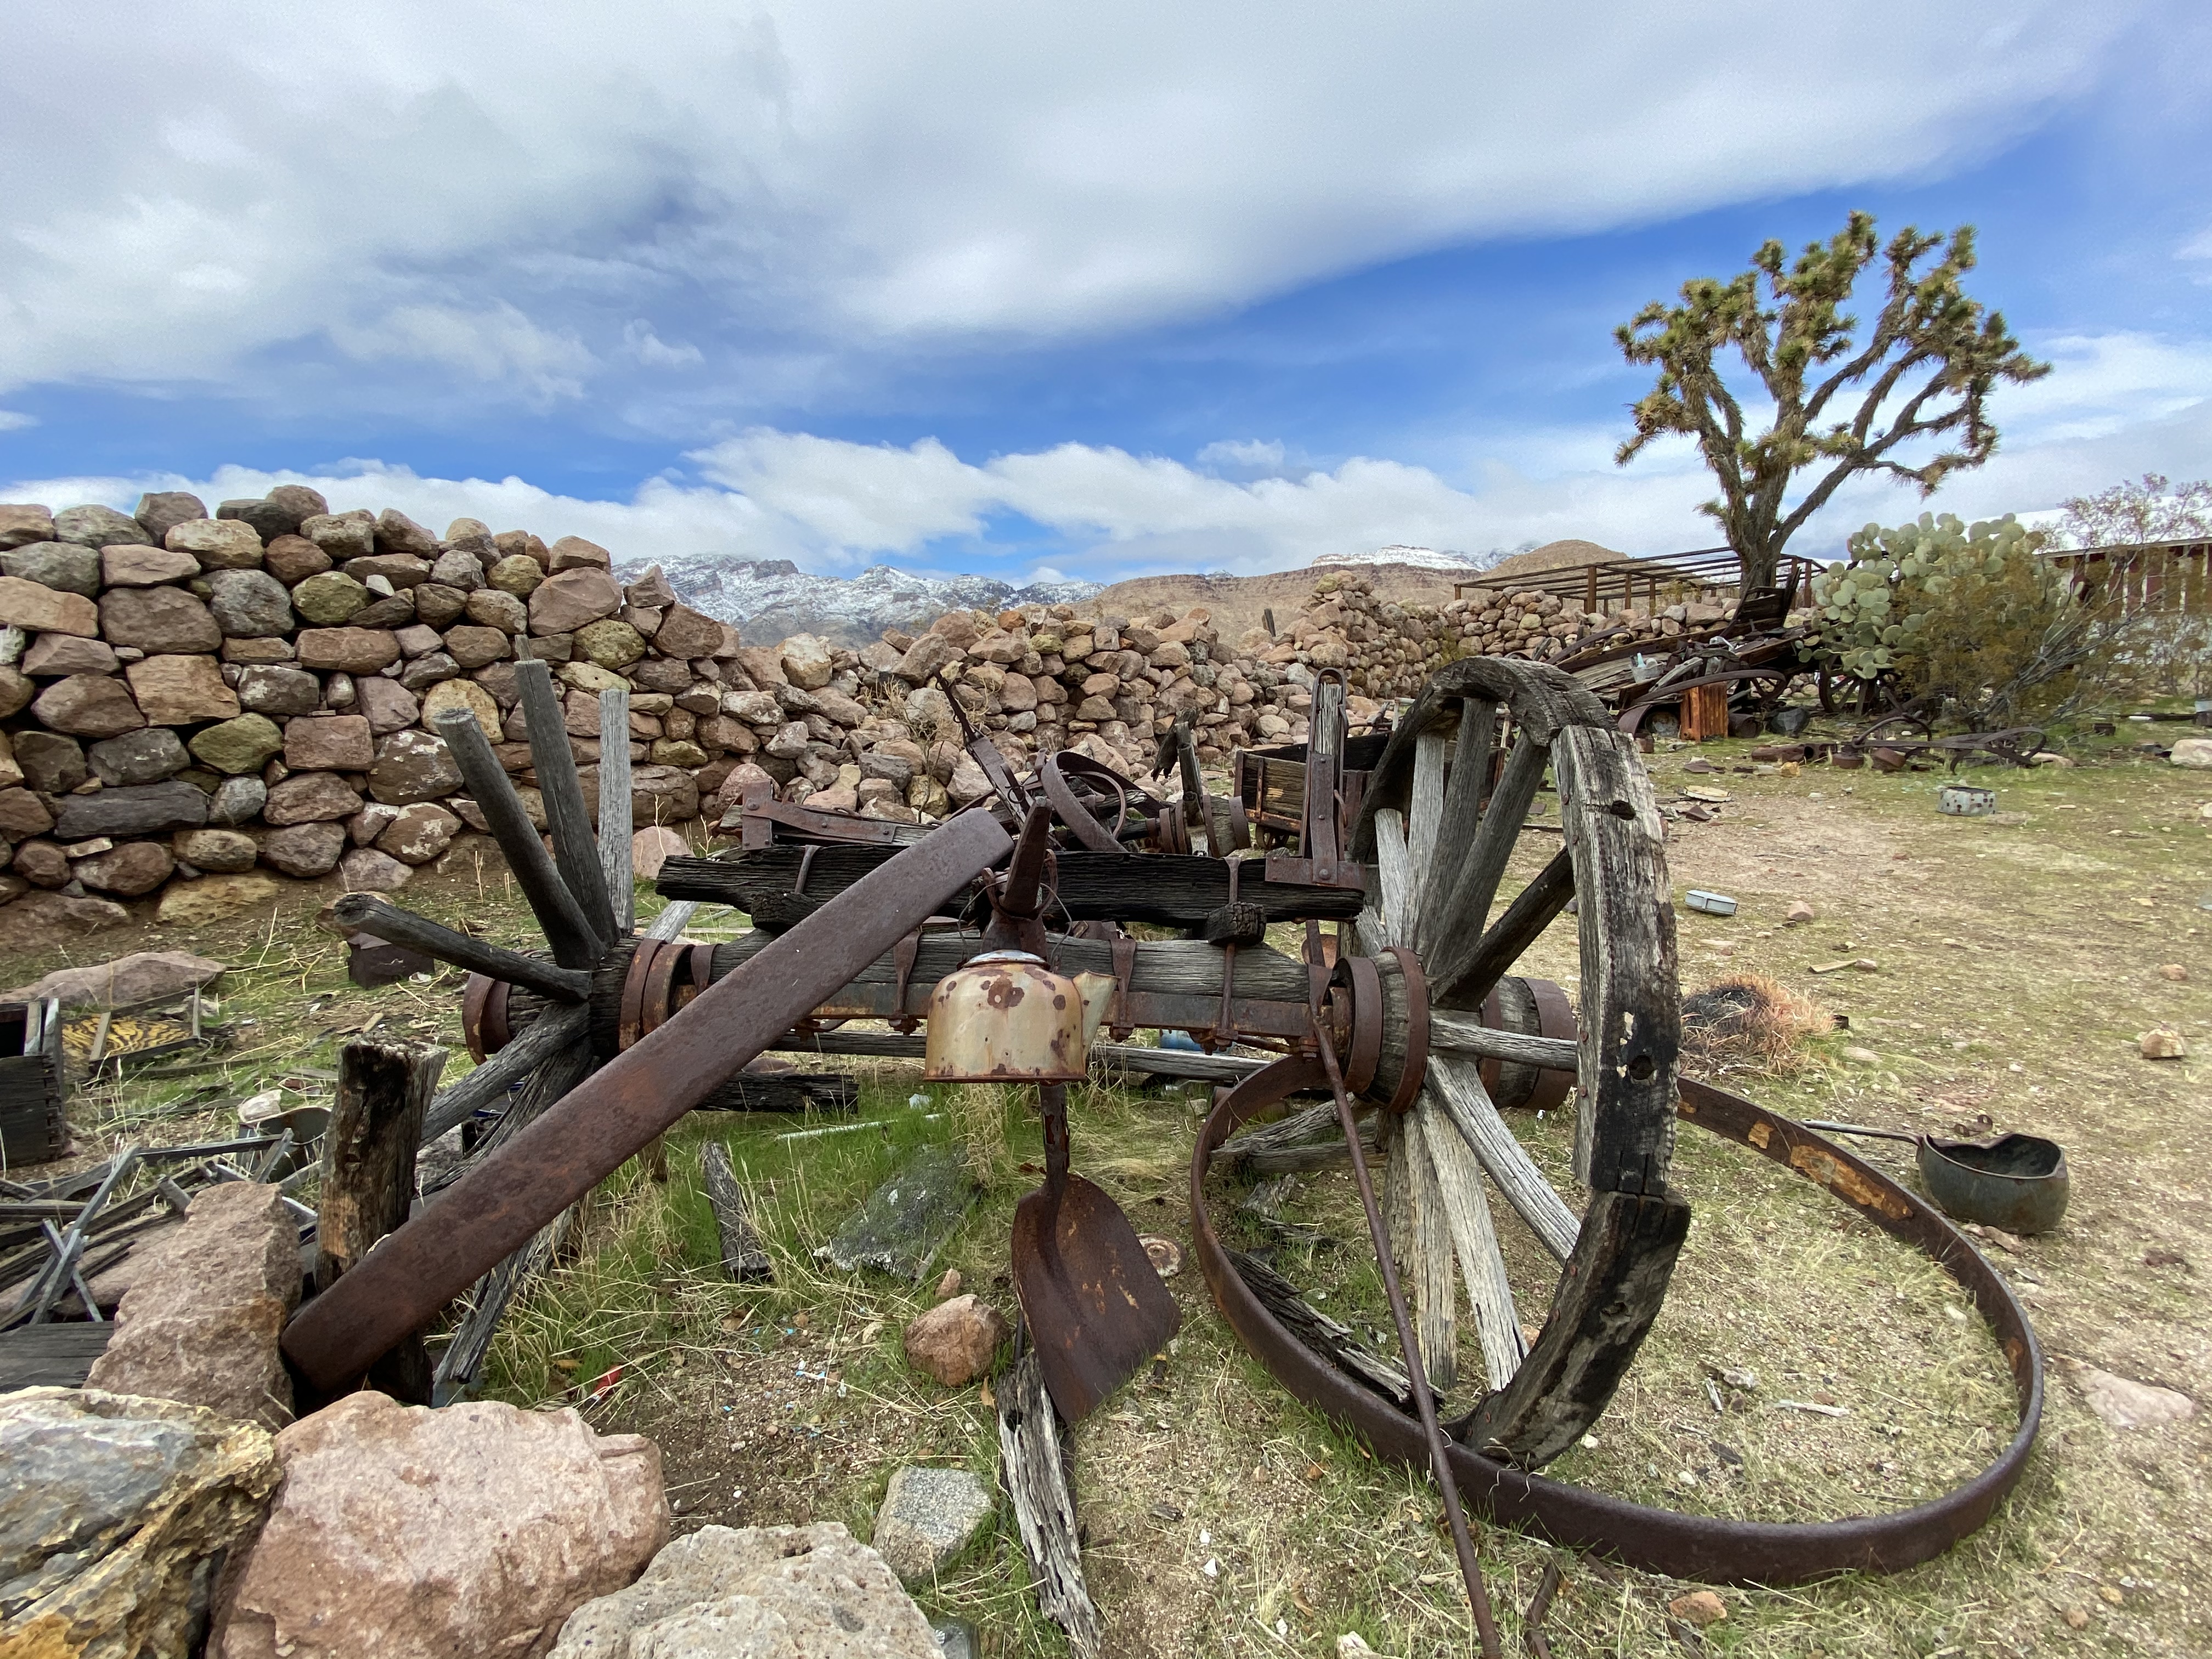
[{"left": 1810, "top": 512, "right": 2047, "bottom": 682}]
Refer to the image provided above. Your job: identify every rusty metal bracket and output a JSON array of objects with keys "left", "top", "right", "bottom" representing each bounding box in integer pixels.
[
  {"left": 1108, "top": 935, "right": 1138, "bottom": 1041},
  {"left": 1381, "top": 945, "right": 1429, "bottom": 1116},
  {"left": 1190, "top": 1063, "right": 2043, "bottom": 1584}
]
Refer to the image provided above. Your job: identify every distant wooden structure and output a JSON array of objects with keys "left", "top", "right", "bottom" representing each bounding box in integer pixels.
[
  {"left": 1453, "top": 546, "right": 1825, "bottom": 620},
  {"left": 0, "top": 999, "right": 68, "bottom": 1168},
  {"left": 2050, "top": 537, "right": 2211, "bottom": 618}
]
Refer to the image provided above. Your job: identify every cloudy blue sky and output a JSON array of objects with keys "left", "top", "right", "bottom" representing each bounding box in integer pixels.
[{"left": 3, "top": 1, "right": 2208, "bottom": 585}]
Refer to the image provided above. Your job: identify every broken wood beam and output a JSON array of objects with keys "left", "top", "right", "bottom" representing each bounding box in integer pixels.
[{"left": 700, "top": 1142, "right": 772, "bottom": 1284}]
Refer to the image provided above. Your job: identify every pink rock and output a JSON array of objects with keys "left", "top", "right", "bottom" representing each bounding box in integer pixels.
[
  {"left": 527, "top": 568, "right": 622, "bottom": 636},
  {"left": 211, "top": 1392, "right": 668, "bottom": 1659},
  {"left": 630, "top": 825, "right": 689, "bottom": 881},
  {"left": 282, "top": 714, "right": 375, "bottom": 772},
  {"left": 901, "top": 1294, "right": 1008, "bottom": 1387},
  {"left": 86, "top": 1181, "right": 301, "bottom": 1429}
]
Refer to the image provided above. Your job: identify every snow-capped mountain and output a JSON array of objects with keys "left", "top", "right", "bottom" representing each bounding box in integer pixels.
[
  {"left": 623, "top": 556, "right": 1102, "bottom": 647},
  {"left": 1313, "top": 544, "right": 1485, "bottom": 573}
]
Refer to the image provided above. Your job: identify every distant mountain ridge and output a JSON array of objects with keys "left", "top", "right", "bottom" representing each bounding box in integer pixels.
[{"left": 623, "top": 555, "right": 1102, "bottom": 647}]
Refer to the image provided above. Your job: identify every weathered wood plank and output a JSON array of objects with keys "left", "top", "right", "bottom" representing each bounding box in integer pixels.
[
  {"left": 1406, "top": 729, "right": 1447, "bottom": 947},
  {"left": 597, "top": 687, "right": 635, "bottom": 933},
  {"left": 1402, "top": 1099, "right": 1458, "bottom": 1393},
  {"left": 431, "top": 708, "right": 601, "bottom": 969},
  {"left": 1427, "top": 1012, "right": 1579, "bottom": 1073},
  {"left": 515, "top": 658, "right": 618, "bottom": 946},
  {"left": 331, "top": 896, "right": 589, "bottom": 1005},
  {"left": 1373, "top": 807, "right": 1416, "bottom": 950},
  {"left": 701, "top": 1142, "right": 772, "bottom": 1283},
  {"left": 1424, "top": 733, "right": 1548, "bottom": 996},
  {"left": 997, "top": 1348, "right": 1100, "bottom": 1659},
  {"left": 1434, "top": 848, "right": 1575, "bottom": 1009},
  {"left": 419, "top": 1005, "right": 589, "bottom": 1146}
]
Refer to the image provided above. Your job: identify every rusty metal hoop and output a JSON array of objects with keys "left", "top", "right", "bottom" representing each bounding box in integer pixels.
[{"left": 1192, "top": 1060, "right": 2042, "bottom": 1584}]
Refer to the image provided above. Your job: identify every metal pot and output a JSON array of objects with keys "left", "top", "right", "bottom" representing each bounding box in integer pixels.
[{"left": 923, "top": 950, "right": 1116, "bottom": 1082}]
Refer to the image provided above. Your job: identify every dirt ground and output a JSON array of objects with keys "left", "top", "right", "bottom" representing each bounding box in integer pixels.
[{"left": 8, "top": 726, "right": 2208, "bottom": 1657}]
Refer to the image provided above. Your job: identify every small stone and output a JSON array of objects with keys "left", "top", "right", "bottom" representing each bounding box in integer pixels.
[
  {"left": 487, "top": 552, "right": 546, "bottom": 595},
  {"left": 258, "top": 820, "right": 347, "bottom": 877},
  {"left": 2168, "top": 737, "right": 2212, "bottom": 770},
  {"left": 176, "top": 828, "right": 260, "bottom": 873},
  {"left": 421, "top": 677, "right": 501, "bottom": 743},
  {"left": 2159, "top": 963, "right": 2188, "bottom": 982},
  {"left": 88, "top": 727, "right": 190, "bottom": 787},
  {"left": 207, "top": 569, "right": 296, "bottom": 636},
  {"left": 263, "top": 533, "right": 334, "bottom": 584},
  {"left": 2140, "top": 1028, "right": 2187, "bottom": 1060},
  {"left": 902, "top": 1294, "right": 1008, "bottom": 1386},
  {"left": 54, "top": 503, "right": 152, "bottom": 546},
  {"left": 264, "top": 770, "right": 366, "bottom": 825},
  {"left": 0, "top": 573, "right": 101, "bottom": 636},
  {"left": 157, "top": 871, "right": 280, "bottom": 926},
  {"left": 21, "top": 631, "right": 120, "bottom": 676},
  {"left": 372, "top": 507, "right": 439, "bottom": 557},
  {"left": 290, "top": 570, "right": 371, "bottom": 624},
  {"left": 166, "top": 516, "right": 263, "bottom": 568},
  {"left": 1669, "top": 1590, "right": 1728, "bottom": 1627},
  {"left": 337, "top": 847, "right": 413, "bottom": 891},
  {"left": 191, "top": 714, "right": 286, "bottom": 776},
  {"left": 127, "top": 652, "right": 241, "bottom": 723},
  {"left": 295, "top": 626, "right": 400, "bottom": 674},
  {"left": 1840, "top": 1046, "right": 1881, "bottom": 1068},
  {"left": 87, "top": 1182, "right": 301, "bottom": 1426},
  {"left": 16, "top": 730, "right": 88, "bottom": 793},
  {"left": 212, "top": 1392, "right": 667, "bottom": 1659},
  {"left": 871, "top": 1465, "right": 995, "bottom": 1587},
  {"left": 1785, "top": 901, "right": 1816, "bottom": 924},
  {"left": 375, "top": 802, "right": 461, "bottom": 865},
  {"left": 72, "top": 840, "right": 176, "bottom": 896},
  {"left": 2, "top": 538, "right": 103, "bottom": 595},
  {"left": 935, "top": 1268, "right": 962, "bottom": 1300},
  {"left": 299, "top": 513, "right": 375, "bottom": 561},
  {"left": 2069, "top": 1362, "right": 2194, "bottom": 1429},
  {"left": 236, "top": 664, "right": 322, "bottom": 716}
]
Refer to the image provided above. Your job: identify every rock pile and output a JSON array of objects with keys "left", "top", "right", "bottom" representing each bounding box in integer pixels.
[{"left": 0, "top": 487, "right": 747, "bottom": 931}]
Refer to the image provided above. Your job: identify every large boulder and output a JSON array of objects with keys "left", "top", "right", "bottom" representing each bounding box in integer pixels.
[
  {"left": 574, "top": 618, "right": 645, "bottom": 671},
  {"left": 547, "top": 1523, "right": 937, "bottom": 1659},
  {"left": 210, "top": 1392, "right": 667, "bottom": 1659},
  {"left": 0, "top": 503, "right": 56, "bottom": 549},
  {"left": 367, "top": 730, "right": 462, "bottom": 805},
  {"left": 263, "top": 534, "right": 333, "bottom": 584},
  {"left": 373, "top": 509, "right": 439, "bottom": 558},
  {"left": 88, "top": 727, "right": 190, "bottom": 787},
  {"left": 780, "top": 633, "right": 834, "bottom": 690},
  {"left": 546, "top": 535, "right": 610, "bottom": 571},
  {"left": 290, "top": 572, "right": 370, "bottom": 625},
  {"left": 127, "top": 653, "right": 241, "bottom": 723},
  {"left": 0, "top": 574, "right": 101, "bottom": 636},
  {"left": 209, "top": 569, "right": 296, "bottom": 637},
  {"left": 0, "top": 891, "right": 130, "bottom": 950},
  {"left": 528, "top": 568, "right": 622, "bottom": 635},
  {"left": 444, "top": 624, "right": 511, "bottom": 669},
  {"left": 651, "top": 602, "right": 725, "bottom": 659},
  {"left": 1, "top": 539, "right": 101, "bottom": 596},
  {"left": 86, "top": 1182, "right": 301, "bottom": 1429},
  {"left": 258, "top": 821, "right": 347, "bottom": 877},
  {"left": 0, "top": 949, "right": 223, "bottom": 1009},
  {"left": 0, "top": 1390, "right": 280, "bottom": 1659},
  {"left": 53, "top": 503, "right": 152, "bottom": 547},
  {"left": 157, "top": 871, "right": 279, "bottom": 927},
  {"left": 72, "top": 841, "right": 177, "bottom": 896},
  {"left": 32, "top": 674, "right": 146, "bottom": 739},
  {"left": 100, "top": 586, "right": 223, "bottom": 654},
  {"left": 167, "top": 517, "right": 266, "bottom": 569},
  {"left": 300, "top": 514, "right": 375, "bottom": 561},
  {"left": 135, "top": 490, "right": 209, "bottom": 541}
]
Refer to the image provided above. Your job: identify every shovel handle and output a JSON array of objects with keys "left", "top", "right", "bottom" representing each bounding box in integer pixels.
[{"left": 1039, "top": 1082, "right": 1071, "bottom": 1194}]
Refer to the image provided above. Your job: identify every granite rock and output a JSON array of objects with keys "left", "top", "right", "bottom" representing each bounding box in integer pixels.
[
  {"left": 54, "top": 504, "right": 153, "bottom": 547},
  {"left": 209, "top": 569, "right": 296, "bottom": 637},
  {"left": 101, "top": 586, "right": 223, "bottom": 654},
  {"left": 2, "top": 539, "right": 102, "bottom": 596},
  {"left": 871, "top": 1466, "right": 995, "bottom": 1587},
  {"left": 33, "top": 674, "right": 147, "bottom": 738},
  {"left": 88, "top": 726, "right": 190, "bottom": 787},
  {"left": 258, "top": 820, "right": 347, "bottom": 877},
  {"left": 168, "top": 517, "right": 265, "bottom": 569}
]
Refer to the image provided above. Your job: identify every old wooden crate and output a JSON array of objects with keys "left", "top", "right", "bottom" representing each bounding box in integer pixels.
[
  {"left": 1233, "top": 730, "right": 1395, "bottom": 845},
  {"left": 0, "top": 997, "right": 69, "bottom": 1168}
]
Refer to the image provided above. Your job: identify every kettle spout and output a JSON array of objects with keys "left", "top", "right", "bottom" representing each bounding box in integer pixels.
[{"left": 1073, "top": 972, "right": 1118, "bottom": 1047}]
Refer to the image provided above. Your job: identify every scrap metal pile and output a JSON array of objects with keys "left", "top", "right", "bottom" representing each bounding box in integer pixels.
[{"left": 273, "top": 653, "right": 2043, "bottom": 1654}]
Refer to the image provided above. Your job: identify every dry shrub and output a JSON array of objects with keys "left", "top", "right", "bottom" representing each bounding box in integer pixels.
[{"left": 1680, "top": 972, "right": 1826, "bottom": 1073}]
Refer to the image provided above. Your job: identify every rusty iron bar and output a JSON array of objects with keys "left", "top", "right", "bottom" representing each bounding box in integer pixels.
[
  {"left": 1190, "top": 1064, "right": 2044, "bottom": 1584},
  {"left": 1310, "top": 998, "right": 1502, "bottom": 1657},
  {"left": 283, "top": 808, "right": 1013, "bottom": 1390}
]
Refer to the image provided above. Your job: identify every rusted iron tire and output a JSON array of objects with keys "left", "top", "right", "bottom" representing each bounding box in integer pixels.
[{"left": 1192, "top": 1063, "right": 2043, "bottom": 1584}]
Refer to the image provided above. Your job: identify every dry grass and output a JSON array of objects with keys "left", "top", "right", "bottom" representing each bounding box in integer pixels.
[{"left": 8, "top": 722, "right": 2209, "bottom": 1656}]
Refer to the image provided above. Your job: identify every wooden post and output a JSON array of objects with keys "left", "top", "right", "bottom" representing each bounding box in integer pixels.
[
  {"left": 700, "top": 1143, "right": 772, "bottom": 1283},
  {"left": 598, "top": 687, "right": 635, "bottom": 933},
  {"left": 998, "top": 1347, "right": 1101, "bottom": 1658},
  {"left": 317, "top": 1040, "right": 446, "bottom": 1403}
]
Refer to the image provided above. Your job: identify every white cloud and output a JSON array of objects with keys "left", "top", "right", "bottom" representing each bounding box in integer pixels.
[
  {"left": 0, "top": 1, "right": 2149, "bottom": 403},
  {"left": 11, "top": 326, "right": 2205, "bottom": 580},
  {"left": 0, "top": 411, "right": 37, "bottom": 432}
]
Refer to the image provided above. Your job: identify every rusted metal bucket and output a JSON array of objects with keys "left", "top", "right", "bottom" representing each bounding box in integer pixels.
[
  {"left": 1805, "top": 1121, "right": 2070, "bottom": 1234},
  {"left": 1012, "top": 1082, "right": 1181, "bottom": 1423}
]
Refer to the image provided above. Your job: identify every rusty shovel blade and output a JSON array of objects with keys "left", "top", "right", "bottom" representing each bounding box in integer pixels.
[{"left": 1013, "top": 1171, "right": 1180, "bottom": 1424}]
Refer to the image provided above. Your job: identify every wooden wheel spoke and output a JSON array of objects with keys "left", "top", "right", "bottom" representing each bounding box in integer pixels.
[
  {"left": 1426, "top": 848, "right": 1575, "bottom": 1012},
  {"left": 1425, "top": 1055, "right": 1578, "bottom": 1263},
  {"left": 1411, "top": 1094, "right": 1525, "bottom": 1392},
  {"left": 1417, "top": 697, "right": 1496, "bottom": 946},
  {"left": 1372, "top": 806, "right": 1417, "bottom": 951},
  {"left": 1430, "top": 731, "right": 1547, "bottom": 958}
]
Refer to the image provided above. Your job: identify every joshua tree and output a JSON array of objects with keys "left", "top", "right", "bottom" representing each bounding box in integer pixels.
[{"left": 1615, "top": 212, "right": 2049, "bottom": 592}]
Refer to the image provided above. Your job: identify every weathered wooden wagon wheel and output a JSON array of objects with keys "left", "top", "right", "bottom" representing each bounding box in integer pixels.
[{"left": 1190, "top": 657, "right": 1685, "bottom": 1472}]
